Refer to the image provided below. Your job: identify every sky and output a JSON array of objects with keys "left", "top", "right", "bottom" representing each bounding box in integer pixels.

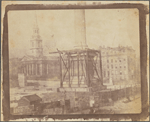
[{"left": 8, "top": 9, "right": 140, "bottom": 58}]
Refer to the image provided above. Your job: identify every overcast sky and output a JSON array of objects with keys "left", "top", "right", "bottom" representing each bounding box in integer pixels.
[{"left": 8, "top": 9, "right": 140, "bottom": 58}]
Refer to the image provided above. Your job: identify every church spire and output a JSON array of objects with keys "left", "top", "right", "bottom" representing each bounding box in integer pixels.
[
  {"left": 33, "top": 11, "right": 39, "bottom": 33},
  {"left": 30, "top": 11, "right": 43, "bottom": 57},
  {"left": 32, "top": 11, "right": 40, "bottom": 39}
]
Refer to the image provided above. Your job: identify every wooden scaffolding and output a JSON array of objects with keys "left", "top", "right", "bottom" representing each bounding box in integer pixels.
[{"left": 55, "top": 48, "right": 103, "bottom": 88}]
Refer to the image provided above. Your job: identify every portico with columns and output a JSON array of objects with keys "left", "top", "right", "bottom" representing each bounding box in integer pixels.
[{"left": 20, "top": 13, "right": 60, "bottom": 81}]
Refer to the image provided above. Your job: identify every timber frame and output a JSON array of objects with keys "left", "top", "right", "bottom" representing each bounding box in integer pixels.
[{"left": 50, "top": 48, "right": 103, "bottom": 88}]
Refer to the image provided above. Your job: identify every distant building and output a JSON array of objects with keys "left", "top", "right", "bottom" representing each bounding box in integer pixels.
[
  {"left": 18, "top": 16, "right": 60, "bottom": 86},
  {"left": 100, "top": 46, "right": 137, "bottom": 85}
]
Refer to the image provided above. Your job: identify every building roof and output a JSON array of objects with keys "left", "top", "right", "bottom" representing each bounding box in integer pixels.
[
  {"left": 99, "top": 46, "right": 135, "bottom": 52},
  {"left": 22, "top": 94, "right": 42, "bottom": 102},
  {"left": 21, "top": 55, "right": 59, "bottom": 62}
]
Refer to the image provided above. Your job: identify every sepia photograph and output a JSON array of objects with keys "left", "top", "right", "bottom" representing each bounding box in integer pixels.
[
  {"left": 1, "top": 1, "right": 149, "bottom": 121},
  {"left": 8, "top": 8, "right": 142, "bottom": 115}
]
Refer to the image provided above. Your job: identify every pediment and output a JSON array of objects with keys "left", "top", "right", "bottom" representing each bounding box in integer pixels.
[{"left": 21, "top": 55, "right": 34, "bottom": 61}]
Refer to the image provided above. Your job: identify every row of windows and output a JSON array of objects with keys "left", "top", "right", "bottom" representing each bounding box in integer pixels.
[
  {"left": 106, "top": 59, "right": 126, "bottom": 63},
  {"left": 102, "top": 50, "right": 125, "bottom": 55},
  {"left": 105, "top": 65, "right": 126, "bottom": 69},
  {"left": 107, "top": 76, "right": 127, "bottom": 80},
  {"left": 103, "top": 70, "right": 127, "bottom": 77}
]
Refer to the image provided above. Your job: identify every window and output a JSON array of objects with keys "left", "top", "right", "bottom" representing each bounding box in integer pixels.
[
  {"left": 107, "top": 65, "right": 109, "bottom": 68},
  {"left": 120, "top": 71, "right": 122, "bottom": 75},
  {"left": 120, "top": 59, "right": 121, "bottom": 62},
  {"left": 108, "top": 71, "right": 109, "bottom": 76},
  {"left": 124, "top": 59, "right": 126, "bottom": 61},
  {"left": 120, "top": 66, "right": 121, "bottom": 68},
  {"left": 111, "top": 59, "right": 113, "bottom": 63},
  {"left": 116, "top": 66, "right": 117, "bottom": 69},
  {"left": 111, "top": 65, "right": 113, "bottom": 69},
  {"left": 124, "top": 66, "right": 126, "bottom": 68},
  {"left": 107, "top": 60, "right": 109, "bottom": 63},
  {"left": 115, "top": 60, "right": 117, "bottom": 62}
]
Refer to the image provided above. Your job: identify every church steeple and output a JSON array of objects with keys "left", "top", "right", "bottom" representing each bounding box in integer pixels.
[{"left": 30, "top": 12, "right": 43, "bottom": 57}]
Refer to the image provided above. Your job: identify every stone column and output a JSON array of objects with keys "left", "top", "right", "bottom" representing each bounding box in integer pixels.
[
  {"left": 35, "top": 64, "right": 37, "bottom": 75},
  {"left": 30, "top": 64, "right": 32, "bottom": 75},
  {"left": 40, "top": 64, "right": 42, "bottom": 75},
  {"left": 47, "top": 64, "right": 49, "bottom": 75},
  {"left": 29, "top": 64, "right": 31, "bottom": 75},
  {"left": 74, "top": 9, "right": 88, "bottom": 49},
  {"left": 26, "top": 64, "right": 28, "bottom": 76},
  {"left": 32, "top": 64, "right": 34, "bottom": 75},
  {"left": 23, "top": 66, "right": 26, "bottom": 74},
  {"left": 27, "top": 64, "right": 29, "bottom": 75}
]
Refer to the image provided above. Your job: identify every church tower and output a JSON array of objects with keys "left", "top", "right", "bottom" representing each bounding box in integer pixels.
[{"left": 30, "top": 13, "right": 43, "bottom": 57}]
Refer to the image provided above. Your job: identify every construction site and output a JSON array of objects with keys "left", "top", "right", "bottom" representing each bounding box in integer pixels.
[
  {"left": 10, "top": 9, "right": 141, "bottom": 115},
  {"left": 46, "top": 9, "right": 141, "bottom": 114}
]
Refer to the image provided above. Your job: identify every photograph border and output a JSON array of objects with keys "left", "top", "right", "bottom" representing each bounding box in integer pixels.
[{"left": 2, "top": 3, "right": 149, "bottom": 121}]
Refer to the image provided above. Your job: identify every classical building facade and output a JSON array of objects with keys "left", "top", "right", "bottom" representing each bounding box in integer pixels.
[
  {"left": 100, "top": 46, "right": 137, "bottom": 85},
  {"left": 19, "top": 18, "right": 60, "bottom": 86}
]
